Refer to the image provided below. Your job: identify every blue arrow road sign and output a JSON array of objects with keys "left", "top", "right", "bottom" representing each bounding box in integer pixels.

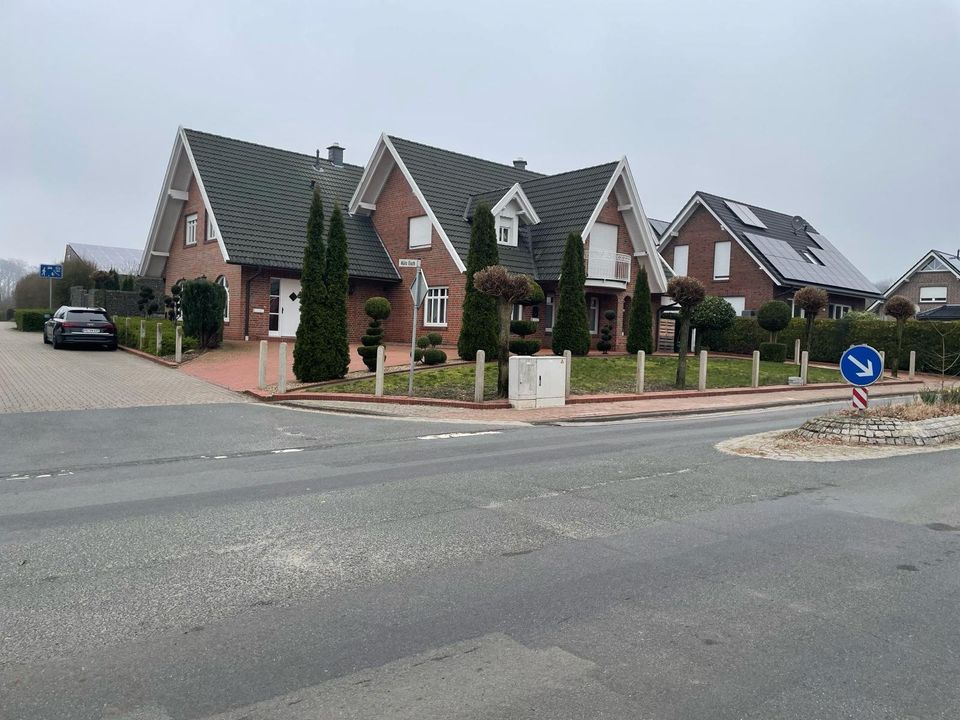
[
  {"left": 39, "top": 264, "right": 63, "bottom": 279},
  {"left": 840, "top": 344, "right": 883, "bottom": 387}
]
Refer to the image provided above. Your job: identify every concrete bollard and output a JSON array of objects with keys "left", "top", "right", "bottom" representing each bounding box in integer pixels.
[
  {"left": 794, "top": 338, "right": 801, "bottom": 365},
  {"left": 909, "top": 350, "right": 916, "bottom": 380},
  {"left": 800, "top": 350, "right": 809, "bottom": 385},
  {"left": 698, "top": 350, "right": 708, "bottom": 391},
  {"left": 257, "top": 340, "right": 268, "bottom": 389},
  {"left": 375, "top": 346, "right": 385, "bottom": 397},
  {"left": 125, "top": 317, "right": 130, "bottom": 343},
  {"left": 175, "top": 325, "right": 183, "bottom": 363},
  {"left": 751, "top": 350, "right": 760, "bottom": 388},
  {"left": 474, "top": 349, "right": 485, "bottom": 403},
  {"left": 636, "top": 350, "right": 645, "bottom": 393},
  {"left": 879, "top": 350, "right": 886, "bottom": 377},
  {"left": 563, "top": 349, "right": 572, "bottom": 399},
  {"left": 155, "top": 323, "right": 162, "bottom": 355},
  {"left": 278, "top": 342, "right": 288, "bottom": 394},
  {"left": 139, "top": 319, "right": 145, "bottom": 350}
]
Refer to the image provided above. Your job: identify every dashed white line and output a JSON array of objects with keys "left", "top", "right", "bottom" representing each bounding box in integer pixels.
[
  {"left": 272, "top": 448, "right": 304, "bottom": 454},
  {"left": 417, "top": 431, "right": 503, "bottom": 440}
]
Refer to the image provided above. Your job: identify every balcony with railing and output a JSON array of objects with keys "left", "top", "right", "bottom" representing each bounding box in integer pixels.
[{"left": 586, "top": 249, "right": 631, "bottom": 286}]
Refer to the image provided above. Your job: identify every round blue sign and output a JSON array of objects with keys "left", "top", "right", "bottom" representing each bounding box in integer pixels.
[{"left": 839, "top": 344, "right": 883, "bottom": 387}]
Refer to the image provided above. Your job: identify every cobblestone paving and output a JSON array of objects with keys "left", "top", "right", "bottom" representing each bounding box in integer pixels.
[
  {"left": 0, "top": 325, "right": 242, "bottom": 414},
  {"left": 715, "top": 428, "right": 960, "bottom": 462}
]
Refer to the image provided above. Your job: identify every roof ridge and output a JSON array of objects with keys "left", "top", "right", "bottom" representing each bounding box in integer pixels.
[
  {"left": 387, "top": 134, "right": 546, "bottom": 178},
  {"left": 696, "top": 189, "right": 808, "bottom": 224},
  {"left": 182, "top": 128, "right": 366, "bottom": 171},
  {"left": 525, "top": 160, "right": 620, "bottom": 184}
]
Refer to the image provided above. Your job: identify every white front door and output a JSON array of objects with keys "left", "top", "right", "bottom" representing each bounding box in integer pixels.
[{"left": 279, "top": 278, "right": 302, "bottom": 337}]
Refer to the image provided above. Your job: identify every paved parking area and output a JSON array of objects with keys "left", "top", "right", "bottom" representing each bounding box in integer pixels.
[{"left": 0, "top": 324, "right": 241, "bottom": 414}]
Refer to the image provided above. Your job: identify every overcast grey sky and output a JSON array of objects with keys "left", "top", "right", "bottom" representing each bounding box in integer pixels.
[{"left": 2, "top": 0, "right": 958, "bottom": 283}]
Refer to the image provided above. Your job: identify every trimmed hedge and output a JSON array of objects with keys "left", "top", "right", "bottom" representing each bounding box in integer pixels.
[
  {"left": 509, "top": 339, "right": 541, "bottom": 355},
  {"left": 422, "top": 348, "right": 447, "bottom": 365},
  {"left": 14, "top": 308, "right": 51, "bottom": 332},
  {"left": 759, "top": 342, "right": 787, "bottom": 363},
  {"left": 113, "top": 317, "right": 198, "bottom": 357}
]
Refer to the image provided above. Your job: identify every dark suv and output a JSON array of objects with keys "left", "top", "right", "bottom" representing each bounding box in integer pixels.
[{"left": 43, "top": 307, "right": 118, "bottom": 350}]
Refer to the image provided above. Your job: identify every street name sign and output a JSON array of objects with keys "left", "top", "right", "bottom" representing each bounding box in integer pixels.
[
  {"left": 39, "top": 264, "right": 63, "bottom": 279},
  {"left": 840, "top": 344, "right": 883, "bottom": 387},
  {"left": 398, "top": 258, "right": 421, "bottom": 268}
]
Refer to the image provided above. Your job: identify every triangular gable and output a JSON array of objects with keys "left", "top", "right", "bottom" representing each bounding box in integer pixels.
[
  {"left": 490, "top": 183, "right": 540, "bottom": 224},
  {"left": 874, "top": 250, "right": 960, "bottom": 308}
]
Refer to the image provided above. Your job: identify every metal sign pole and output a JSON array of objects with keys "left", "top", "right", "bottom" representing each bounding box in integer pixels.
[
  {"left": 407, "top": 266, "right": 429, "bottom": 398},
  {"left": 48, "top": 277, "right": 52, "bottom": 310},
  {"left": 408, "top": 308, "right": 417, "bottom": 397}
]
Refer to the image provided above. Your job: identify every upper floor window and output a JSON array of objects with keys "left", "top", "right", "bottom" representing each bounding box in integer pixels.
[
  {"left": 496, "top": 214, "right": 517, "bottom": 247},
  {"left": 673, "top": 245, "right": 689, "bottom": 276},
  {"left": 408, "top": 215, "right": 431, "bottom": 249},
  {"left": 920, "top": 256, "right": 949, "bottom": 272},
  {"left": 920, "top": 286, "right": 947, "bottom": 303},
  {"left": 713, "top": 241, "right": 731, "bottom": 280},
  {"left": 424, "top": 287, "right": 448, "bottom": 326},
  {"left": 207, "top": 214, "right": 217, "bottom": 242},
  {"left": 184, "top": 214, "right": 197, "bottom": 246}
]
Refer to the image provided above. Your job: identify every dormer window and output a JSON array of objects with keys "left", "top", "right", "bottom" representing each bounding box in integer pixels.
[
  {"left": 496, "top": 214, "right": 517, "bottom": 247},
  {"left": 499, "top": 225, "right": 511, "bottom": 245}
]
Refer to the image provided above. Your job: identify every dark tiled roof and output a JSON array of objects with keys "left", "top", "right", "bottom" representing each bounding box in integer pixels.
[
  {"left": 917, "top": 304, "right": 960, "bottom": 320},
  {"left": 184, "top": 129, "right": 399, "bottom": 281},
  {"left": 648, "top": 218, "right": 670, "bottom": 238},
  {"left": 696, "top": 191, "right": 880, "bottom": 297}
]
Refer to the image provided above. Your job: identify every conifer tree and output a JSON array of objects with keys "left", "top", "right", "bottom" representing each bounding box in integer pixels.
[
  {"left": 293, "top": 189, "right": 327, "bottom": 381},
  {"left": 551, "top": 232, "right": 590, "bottom": 356},
  {"left": 458, "top": 204, "right": 500, "bottom": 360},
  {"left": 626, "top": 265, "right": 653, "bottom": 354},
  {"left": 323, "top": 203, "right": 350, "bottom": 379}
]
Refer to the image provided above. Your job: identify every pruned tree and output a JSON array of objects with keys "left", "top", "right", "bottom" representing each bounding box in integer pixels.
[
  {"left": 884, "top": 294, "right": 915, "bottom": 377},
  {"left": 458, "top": 204, "right": 500, "bottom": 360},
  {"left": 357, "top": 297, "right": 391, "bottom": 371},
  {"left": 757, "top": 300, "right": 791, "bottom": 342},
  {"left": 552, "top": 232, "right": 590, "bottom": 356},
  {"left": 293, "top": 189, "right": 328, "bottom": 381},
  {"left": 793, "top": 286, "right": 829, "bottom": 352},
  {"left": 324, "top": 203, "right": 350, "bottom": 379},
  {"left": 473, "top": 265, "right": 531, "bottom": 397},
  {"left": 626, "top": 266, "right": 653, "bottom": 354},
  {"left": 667, "top": 276, "right": 705, "bottom": 389},
  {"left": 691, "top": 296, "right": 737, "bottom": 353},
  {"left": 180, "top": 277, "right": 225, "bottom": 349},
  {"left": 597, "top": 309, "right": 616, "bottom": 353}
]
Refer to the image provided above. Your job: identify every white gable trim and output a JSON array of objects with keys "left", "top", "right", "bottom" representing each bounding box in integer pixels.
[
  {"left": 349, "top": 133, "right": 465, "bottom": 273},
  {"left": 179, "top": 128, "right": 229, "bottom": 264},
  {"left": 580, "top": 158, "right": 668, "bottom": 293},
  {"left": 880, "top": 250, "right": 960, "bottom": 302},
  {"left": 490, "top": 183, "right": 540, "bottom": 224},
  {"left": 656, "top": 193, "right": 779, "bottom": 286}
]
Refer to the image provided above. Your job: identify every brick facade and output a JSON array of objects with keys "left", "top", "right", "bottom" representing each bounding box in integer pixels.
[{"left": 887, "top": 269, "right": 960, "bottom": 311}]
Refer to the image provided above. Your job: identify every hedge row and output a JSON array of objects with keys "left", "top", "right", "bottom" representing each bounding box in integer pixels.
[
  {"left": 711, "top": 316, "right": 960, "bottom": 375},
  {"left": 14, "top": 309, "right": 52, "bottom": 332},
  {"left": 113, "top": 317, "right": 198, "bottom": 357}
]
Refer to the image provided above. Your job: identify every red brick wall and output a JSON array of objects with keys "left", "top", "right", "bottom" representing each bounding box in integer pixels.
[{"left": 662, "top": 205, "right": 775, "bottom": 312}]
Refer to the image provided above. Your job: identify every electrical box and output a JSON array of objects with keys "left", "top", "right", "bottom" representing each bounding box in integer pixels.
[{"left": 508, "top": 355, "right": 566, "bottom": 409}]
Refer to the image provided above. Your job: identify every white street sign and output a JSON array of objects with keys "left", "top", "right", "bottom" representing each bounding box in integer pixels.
[{"left": 398, "top": 258, "right": 421, "bottom": 268}]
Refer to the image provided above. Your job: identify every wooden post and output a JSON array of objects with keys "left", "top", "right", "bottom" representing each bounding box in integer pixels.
[
  {"left": 139, "top": 319, "right": 145, "bottom": 350},
  {"left": 278, "top": 342, "right": 288, "bottom": 394},
  {"left": 175, "top": 325, "right": 183, "bottom": 363},
  {"left": 698, "top": 349, "right": 707, "bottom": 391},
  {"left": 636, "top": 350, "right": 645, "bottom": 393},
  {"left": 375, "top": 346, "right": 385, "bottom": 397},
  {"left": 794, "top": 338, "right": 801, "bottom": 365},
  {"left": 563, "top": 349, "right": 572, "bottom": 399},
  {"left": 908, "top": 350, "right": 916, "bottom": 380},
  {"left": 155, "top": 323, "right": 162, "bottom": 355},
  {"left": 751, "top": 350, "right": 760, "bottom": 388},
  {"left": 257, "top": 340, "right": 267, "bottom": 389},
  {"left": 474, "top": 349, "right": 485, "bottom": 403},
  {"left": 800, "top": 350, "right": 809, "bottom": 385}
]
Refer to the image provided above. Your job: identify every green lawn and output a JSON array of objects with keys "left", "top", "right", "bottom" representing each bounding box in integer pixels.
[{"left": 315, "top": 355, "right": 840, "bottom": 401}]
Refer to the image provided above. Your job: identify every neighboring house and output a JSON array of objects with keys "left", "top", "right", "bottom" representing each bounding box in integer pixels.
[
  {"left": 65, "top": 242, "right": 143, "bottom": 275},
  {"left": 916, "top": 305, "right": 960, "bottom": 321},
  {"left": 657, "top": 192, "right": 881, "bottom": 319},
  {"left": 140, "top": 128, "right": 668, "bottom": 347},
  {"left": 869, "top": 250, "right": 960, "bottom": 316}
]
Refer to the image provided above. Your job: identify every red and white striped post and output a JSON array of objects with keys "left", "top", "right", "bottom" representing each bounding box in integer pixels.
[{"left": 851, "top": 386, "right": 868, "bottom": 411}]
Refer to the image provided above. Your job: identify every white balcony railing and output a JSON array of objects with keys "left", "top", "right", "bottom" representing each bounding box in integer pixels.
[{"left": 587, "top": 249, "right": 631, "bottom": 283}]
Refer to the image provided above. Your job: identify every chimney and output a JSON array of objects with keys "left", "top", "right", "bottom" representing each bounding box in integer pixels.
[
  {"left": 327, "top": 143, "right": 344, "bottom": 166},
  {"left": 513, "top": 157, "right": 527, "bottom": 170},
  {"left": 314, "top": 149, "right": 321, "bottom": 169}
]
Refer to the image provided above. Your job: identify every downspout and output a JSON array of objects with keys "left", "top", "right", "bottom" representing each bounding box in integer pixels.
[{"left": 243, "top": 266, "right": 265, "bottom": 341}]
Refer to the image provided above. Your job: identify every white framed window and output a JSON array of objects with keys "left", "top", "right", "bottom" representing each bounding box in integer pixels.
[
  {"left": 723, "top": 296, "right": 746, "bottom": 316},
  {"left": 544, "top": 295, "right": 554, "bottom": 332},
  {"left": 713, "top": 241, "right": 731, "bottom": 280},
  {"left": 408, "top": 215, "right": 432, "bottom": 249},
  {"left": 920, "top": 256, "right": 949, "bottom": 272},
  {"left": 217, "top": 275, "right": 229, "bottom": 322},
  {"left": 828, "top": 303, "right": 851, "bottom": 319},
  {"left": 424, "top": 287, "right": 448, "bottom": 326},
  {"left": 587, "top": 296, "right": 599, "bottom": 334},
  {"left": 920, "top": 286, "right": 947, "bottom": 303},
  {"left": 511, "top": 304, "right": 523, "bottom": 321},
  {"left": 673, "top": 245, "right": 689, "bottom": 276},
  {"left": 496, "top": 215, "right": 517, "bottom": 247},
  {"left": 207, "top": 213, "right": 217, "bottom": 241},
  {"left": 184, "top": 214, "right": 197, "bottom": 246}
]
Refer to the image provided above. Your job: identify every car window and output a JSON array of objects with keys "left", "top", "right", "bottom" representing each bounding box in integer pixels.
[{"left": 65, "top": 311, "right": 109, "bottom": 322}]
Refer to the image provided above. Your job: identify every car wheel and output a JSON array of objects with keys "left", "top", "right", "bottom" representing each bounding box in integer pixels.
[
  {"left": 52, "top": 331, "right": 61, "bottom": 349},
  {"left": 43, "top": 329, "right": 51, "bottom": 345},
  {"left": 107, "top": 342, "right": 118, "bottom": 351}
]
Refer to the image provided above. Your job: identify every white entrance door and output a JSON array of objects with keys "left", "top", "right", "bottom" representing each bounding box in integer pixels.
[{"left": 279, "top": 278, "right": 302, "bottom": 337}]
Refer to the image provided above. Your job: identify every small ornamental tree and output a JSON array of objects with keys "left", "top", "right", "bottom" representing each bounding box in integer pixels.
[
  {"left": 597, "top": 309, "right": 616, "bottom": 353},
  {"left": 324, "top": 203, "right": 350, "bottom": 379},
  {"left": 667, "top": 276, "right": 706, "bottom": 389},
  {"left": 473, "top": 265, "right": 531, "bottom": 397},
  {"left": 180, "top": 277, "right": 225, "bottom": 349},
  {"left": 357, "top": 297, "right": 391, "bottom": 371},
  {"left": 885, "top": 294, "right": 916, "bottom": 377},
  {"left": 626, "top": 266, "right": 653, "bottom": 354},
  {"left": 509, "top": 280, "right": 545, "bottom": 355},
  {"left": 757, "top": 300, "right": 791, "bottom": 342},
  {"left": 137, "top": 285, "right": 158, "bottom": 316},
  {"left": 691, "top": 296, "right": 737, "bottom": 353},
  {"left": 794, "top": 286, "right": 829, "bottom": 352},
  {"left": 458, "top": 204, "right": 500, "bottom": 361},
  {"left": 552, "top": 232, "right": 590, "bottom": 356},
  {"left": 293, "top": 189, "right": 328, "bottom": 381}
]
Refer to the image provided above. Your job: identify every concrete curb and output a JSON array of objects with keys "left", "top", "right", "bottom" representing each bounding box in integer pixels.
[{"left": 118, "top": 345, "right": 179, "bottom": 368}]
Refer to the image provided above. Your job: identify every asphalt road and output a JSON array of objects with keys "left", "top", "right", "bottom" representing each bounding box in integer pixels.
[{"left": 2, "top": 401, "right": 959, "bottom": 719}]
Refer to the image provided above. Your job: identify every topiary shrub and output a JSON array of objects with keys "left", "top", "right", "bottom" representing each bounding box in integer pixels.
[
  {"left": 180, "top": 278, "right": 225, "bottom": 348},
  {"left": 426, "top": 332, "right": 443, "bottom": 347},
  {"left": 691, "top": 296, "right": 737, "bottom": 352},
  {"left": 416, "top": 335, "right": 430, "bottom": 349},
  {"left": 759, "top": 342, "right": 787, "bottom": 363},
  {"left": 509, "top": 319, "right": 541, "bottom": 355},
  {"left": 422, "top": 347, "right": 447, "bottom": 365},
  {"left": 667, "top": 276, "right": 706, "bottom": 389},
  {"left": 757, "top": 300, "right": 791, "bottom": 342},
  {"left": 414, "top": 348, "right": 424, "bottom": 362},
  {"left": 794, "top": 286, "right": 829, "bottom": 351},
  {"left": 884, "top": 295, "right": 916, "bottom": 377},
  {"left": 357, "top": 296, "right": 391, "bottom": 371},
  {"left": 597, "top": 309, "right": 616, "bottom": 353}
]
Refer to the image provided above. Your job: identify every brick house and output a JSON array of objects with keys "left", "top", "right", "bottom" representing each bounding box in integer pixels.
[
  {"left": 140, "top": 128, "right": 669, "bottom": 350},
  {"left": 868, "top": 249, "right": 960, "bottom": 318},
  {"left": 657, "top": 192, "right": 881, "bottom": 327}
]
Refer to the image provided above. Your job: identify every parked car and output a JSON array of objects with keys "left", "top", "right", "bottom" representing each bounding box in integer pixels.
[{"left": 43, "top": 306, "right": 118, "bottom": 350}]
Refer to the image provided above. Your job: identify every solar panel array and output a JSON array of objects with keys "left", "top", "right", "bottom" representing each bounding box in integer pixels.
[
  {"left": 744, "top": 232, "right": 879, "bottom": 293},
  {"left": 724, "top": 201, "right": 767, "bottom": 229}
]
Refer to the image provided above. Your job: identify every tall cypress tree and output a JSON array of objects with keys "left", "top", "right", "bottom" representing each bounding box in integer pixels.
[
  {"left": 626, "top": 265, "right": 653, "bottom": 354},
  {"left": 458, "top": 204, "right": 500, "bottom": 360},
  {"left": 323, "top": 203, "right": 350, "bottom": 379},
  {"left": 293, "top": 189, "right": 327, "bottom": 381},
  {"left": 551, "top": 232, "right": 591, "bottom": 356}
]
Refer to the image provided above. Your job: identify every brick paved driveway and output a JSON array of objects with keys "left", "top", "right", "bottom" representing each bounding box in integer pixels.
[{"left": 0, "top": 324, "right": 241, "bottom": 414}]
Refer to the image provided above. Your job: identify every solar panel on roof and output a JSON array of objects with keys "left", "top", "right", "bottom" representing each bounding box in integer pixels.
[
  {"left": 725, "top": 201, "right": 767, "bottom": 229},
  {"left": 746, "top": 231, "right": 878, "bottom": 293}
]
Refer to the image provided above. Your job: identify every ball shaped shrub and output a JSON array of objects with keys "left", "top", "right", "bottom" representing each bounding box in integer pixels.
[
  {"left": 520, "top": 279, "right": 545, "bottom": 306},
  {"left": 417, "top": 335, "right": 430, "bottom": 349},
  {"left": 884, "top": 295, "right": 915, "bottom": 321},
  {"left": 509, "top": 339, "right": 542, "bottom": 355},
  {"left": 757, "top": 300, "right": 791, "bottom": 340},
  {"left": 422, "top": 348, "right": 447, "bottom": 365},
  {"left": 426, "top": 332, "right": 443, "bottom": 347},
  {"left": 510, "top": 320, "right": 537, "bottom": 336},
  {"left": 364, "top": 297, "right": 391, "bottom": 321}
]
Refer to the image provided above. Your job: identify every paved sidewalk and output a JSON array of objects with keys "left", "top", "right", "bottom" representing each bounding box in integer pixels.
[{"left": 0, "top": 324, "right": 240, "bottom": 414}]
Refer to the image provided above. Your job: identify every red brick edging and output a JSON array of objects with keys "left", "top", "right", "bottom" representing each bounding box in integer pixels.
[{"left": 118, "top": 345, "right": 179, "bottom": 368}]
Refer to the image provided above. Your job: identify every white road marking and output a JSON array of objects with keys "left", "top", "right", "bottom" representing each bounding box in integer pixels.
[
  {"left": 213, "top": 455, "right": 228, "bottom": 459},
  {"left": 272, "top": 448, "right": 304, "bottom": 454},
  {"left": 417, "top": 431, "right": 503, "bottom": 440}
]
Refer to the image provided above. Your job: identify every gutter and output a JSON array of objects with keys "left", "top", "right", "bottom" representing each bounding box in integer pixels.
[{"left": 243, "top": 266, "right": 264, "bottom": 340}]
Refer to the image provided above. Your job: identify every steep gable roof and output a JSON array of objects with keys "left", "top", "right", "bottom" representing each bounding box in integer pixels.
[
  {"left": 175, "top": 130, "right": 399, "bottom": 280},
  {"left": 870, "top": 249, "right": 960, "bottom": 310}
]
